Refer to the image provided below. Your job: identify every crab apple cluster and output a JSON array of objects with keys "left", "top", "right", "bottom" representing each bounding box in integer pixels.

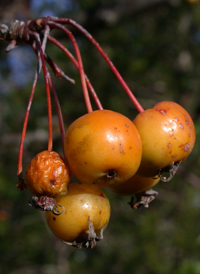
[
  {"left": 5, "top": 16, "right": 195, "bottom": 249},
  {"left": 25, "top": 102, "right": 196, "bottom": 248},
  {"left": 25, "top": 101, "right": 195, "bottom": 247},
  {"left": 25, "top": 109, "right": 143, "bottom": 248}
]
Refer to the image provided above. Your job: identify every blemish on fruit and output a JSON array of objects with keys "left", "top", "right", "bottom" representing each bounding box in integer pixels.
[
  {"left": 99, "top": 193, "right": 104, "bottom": 200},
  {"left": 185, "top": 120, "right": 189, "bottom": 125},
  {"left": 168, "top": 143, "right": 172, "bottom": 148},
  {"left": 160, "top": 110, "right": 166, "bottom": 115},
  {"left": 53, "top": 217, "right": 56, "bottom": 221},
  {"left": 189, "top": 134, "right": 191, "bottom": 137},
  {"left": 174, "top": 117, "right": 179, "bottom": 122},
  {"left": 125, "top": 124, "right": 129, "bottom": 127},
  {"left": 184, "top": 143, "right": 190, "bottom": 152},
  {"left": 99, "top": 210, "right": 102, "bottom": 214},
  {"left": 129, "top": 147, "right": 132, "bottom": 149},
  {"left": 156, "top": 108, "right": 166, "bottom": 115},
  {"left": 179, "top": 124, "right": 184, "bottom": 129},
  {"left": 120, "top": 143, "right": 123, "bottom": 147},
  {"left": 120, "top": 149, "right": 123, "bottom": 153},
  {"left": 171, "top": 155, "right": 177, "bottom": 158},
  {"left": 170, "top": 132, "right": 174, "bottom": 137}
]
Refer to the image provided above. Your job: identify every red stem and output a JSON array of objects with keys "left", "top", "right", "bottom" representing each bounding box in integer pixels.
[
  {"left": 50, "top": 17, "right": 144, "bottom": 113},
  {"left": 32, "top": 37, "right": 66, "bottom": 160},
  {"left": 48, "top": 35, "right": 103, "bottom": 110},
  {"left": 17, "top": 66, "right": 38, "bottom": 189},
  {"left": 47, "top": 75, "right": 66, "bottom": 160},
  {"left": 34, "top": 33, "right": 53, "bottom": 151},
  {"left": 48, "top": 21, "right": 93, "bottom": 113}
]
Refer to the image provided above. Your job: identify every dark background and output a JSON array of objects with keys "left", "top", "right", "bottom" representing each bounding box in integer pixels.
[{"left": 0, "top": 0, "right": 200, "bottom": 273}]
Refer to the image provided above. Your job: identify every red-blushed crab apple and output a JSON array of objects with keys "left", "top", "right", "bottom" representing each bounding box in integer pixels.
[{"left": 133, "top": 101, "right": 196, "bottom": 179}]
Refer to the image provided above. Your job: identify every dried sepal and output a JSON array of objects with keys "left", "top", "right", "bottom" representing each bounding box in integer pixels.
[
  {"left": 128, "top": 189, "right": 158, "bottom": 209},
  {"left": 62, "top": 217, "right": 104, "bottom": 249},
  {"left": 160, "top": 160, "right": 182, "bottom": 182},
  {"left": 29, "top": 196, "right": 64, "bottom": 215}
]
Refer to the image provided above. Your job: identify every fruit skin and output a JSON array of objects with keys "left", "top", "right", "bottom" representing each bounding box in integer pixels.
[
  {"left": 110, "top": 174, "right": 160, "bottom": 196},
  {"left": 64, "top": 110, "right": 142, "bottom": 188},
  {"left": 25, "top": 150, "right": 71, "bottom": 198},
  {"left": 46, "top": 182, "right": 111, "bottom": 243},
  {"left": 133, "top": 101, "right": 196, "bottom": 177}
]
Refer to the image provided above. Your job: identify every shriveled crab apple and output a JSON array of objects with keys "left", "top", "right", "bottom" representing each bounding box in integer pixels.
[
  {"left": 133, "top": 101, "right": 196, "bottom": 179},
  {"left": 64, "top": 109, "right": 142, "bottom": 188},
  {"left": 46, "top": 182, "right": 111, "bottom": 248},
  {"left": 25, "top": 150, "right": 71, "bottom": 198}
]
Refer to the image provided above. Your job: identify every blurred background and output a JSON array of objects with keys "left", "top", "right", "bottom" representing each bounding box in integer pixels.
[{"left": 0, "top": 0, "right": 200, "bottom": 273}]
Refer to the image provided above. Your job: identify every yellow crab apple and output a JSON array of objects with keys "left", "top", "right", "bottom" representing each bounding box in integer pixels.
[
  {"left": 46, "top": 182, "right": 111, "bottom": 244},
  {"left": 64, "top": 110, "right": 142, "bottom": 188}
]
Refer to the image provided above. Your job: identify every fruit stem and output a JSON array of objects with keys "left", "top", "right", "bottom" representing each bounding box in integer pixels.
[
  {"left": 17, "top": 64, "right": 39, "bottom": 188},
  {"left": 44, "top": 52, "right": 75, "bottom": 84},
  {"left": 34, "top": 32, "right": 53, "bottom": 151},
  {"left": 48, "top": 21, "right": 93, "bottom": 113},
  {"left": 48, "top": 75, "right": 66, "bottom": 160},
  {"left": 48, "top": 35, "right": 103, "bottom": 110},
  {"left": 50, "top": 17, "right": 144, "bottom": 113}
]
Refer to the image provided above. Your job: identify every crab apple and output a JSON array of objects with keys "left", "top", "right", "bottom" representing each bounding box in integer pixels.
[
  {"left": 64, "top": 110, "right": 142, "bottom": 188},
  {"left": 25, "top": 150, "right": 71, "bottom": 198},
  {"left": 110, "top": 174, "right": 160, "bottom": 196},
  {"left": 46, "top": 182, "right": 111, "bottom": 246},
  {"left": 133, "top": 101, "right": 196, "bottom": 178}
]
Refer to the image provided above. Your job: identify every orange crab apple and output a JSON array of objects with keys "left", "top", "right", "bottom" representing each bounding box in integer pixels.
[
  {"left": 133, "top": 101, "right": 196, "bottom": 178},
  {"left": 46, "top": 182, "right": 111, "bottom": 247},
  {"left": 25, "top": 150, "right": 71, "bottom": 198},
  {"left": 64, "top": 110, "right": 142, "bottom": 188},
  {"left": 110, "top": 174, "right": 160, "bottom": 196}
]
